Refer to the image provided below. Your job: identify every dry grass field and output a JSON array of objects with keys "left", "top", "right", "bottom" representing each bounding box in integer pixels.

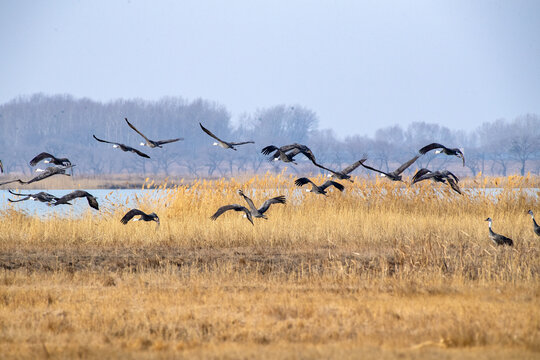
[{"left": 0, "top": 173, "right": 539, "bottom": 359}]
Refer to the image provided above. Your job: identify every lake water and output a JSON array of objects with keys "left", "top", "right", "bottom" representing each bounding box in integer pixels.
[{"left": 0, "top": 187, "right": 538, "bottom": 218}]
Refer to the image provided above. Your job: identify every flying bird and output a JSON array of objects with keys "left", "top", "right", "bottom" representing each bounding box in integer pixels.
[
  {"left": 485, "top": 218, "right": 513, "bottom": 246},
  {"left": 294, "top": 177, "right": 344, "bottom": 195},
  {"left": 411, "top": 168, "right": 462, "bottom": 194},
  {"left": 7, "top": 190, "right": 59, "bottom": 204},
  {"left": 358, "top": 155, "right": 420, "bottom": 182},
  {"left": 93, "top": 134, "right": 150, "bottom": 158},
  {"left": 527, "top": 210, "right": 540, "bottom": 237},
  {"left": 261, "top": 143, "right": 335, "bottom": 173},
  {"left": 120, "top": 209, "right": 160, "bottom": 226},
  {"left": 325, "top": 158, "right": 368, "bottom": 182},
  {"left": 53, "top": 190, "right": 99, "bottom": 210},
  {"left": 199, "top": 123, "right": 254, "bottom": 150},
  {"left": 125, "top": 118, "right": 183, "bottom": 148},
  {"left": 419, "top": 143, "right": 465, "bottom": 166},
  {"left": 29, "top": 152, "right": 72, "bottom": 167},
  {"left": 211, "top": 190, "right": 286, "bottom": 224},
  {"left": 0, "top": 165, "right": 73, "bottom": 186}
]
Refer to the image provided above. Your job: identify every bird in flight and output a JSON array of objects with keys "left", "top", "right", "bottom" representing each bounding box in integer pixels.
[
  {"left": 294, "top": 177, "right": 344, "bottom": 196},
  {"left": 200, "top": 123, "right": 254, "bottom": 150},
  {"left": 125, "top": 118, "right": 183, "bottom": 148},
  {"left": 359, "top": 155, "right": 420, "bottom": 182},
  {"left": 93, "top": 134, "right": 150, "bottom": 158},
  {"left": 120, "top": 209, "right": 160, "bottom": 227},
  {"left": 0, "top": 165, "right": 74, "bottom": 186},
  {"left": 411, "top": 168, "right": 462, "bottom": 194},
  {"left": 419, "top": 143, "right": 465, "bottom": 166},
  {"left": 53, "top": 190, "right": 99, "bottom": 210}
]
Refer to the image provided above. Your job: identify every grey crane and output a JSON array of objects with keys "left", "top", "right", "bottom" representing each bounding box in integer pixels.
[
  {"left": 30, "top": 152, "right": 72, "bottom": 167},
  {"left": 93, "top": 134, "right": 150, "bottom": 158},
  {"left": 485, "top": 218, "right": 513, "bottom": 246},
  {"left": 121, "top": 209, "right": 160, "bottom": 226},
  {"left": 53, "top": 190, "right": 99, "bottom": 210},
  {"left": 527, "top": 210, "right": 540, "bottom": 237},
  {"left": 419, "top": 143, "right": 465, "bottom": 166},
  {"left": 8, "top": 190, "right": 59, "bottom": 204},
  {"left": 411, "top": 168, "right": 462, "bottom": 194},
  {"left": 211, "top": 190, "right": 286, "bottom": 224},
  {"left": 200, "top": 123, "right": 254, "bottom": 150},
  {"left": 0, "top": 165, "right": 74, "bottom": 186},
  {"left": 125, "top": 118, "right": 183, "bottom": 148},
  {"left": 358, "top": 155, "right": 420, "bottom": 182},
  {"left": 325, "top": 158, "right": 368, "bottom": 182},
  {"left": 294, "top": 177, "right": 344, "bottom": 195},
  {"left": 261, "top": 143, "right": 335, "bottom": 173}
]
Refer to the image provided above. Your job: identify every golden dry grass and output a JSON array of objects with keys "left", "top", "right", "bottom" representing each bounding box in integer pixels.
[{"left": 0, "top": 173, "right": 539, "bottom": 359}]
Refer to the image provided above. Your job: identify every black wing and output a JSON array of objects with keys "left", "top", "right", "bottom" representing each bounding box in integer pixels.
[
  {"left": 446, "top": 178, "right": 462, "bottom": 195},
  {"left": 121, "top": 209, "right": 147, "bottom": 224},
  {"left": 258, "top": 195, "right": 286, "bottom": 214},
  {"left": 294, "top": 177, "right": 314, "bottom": 187},
  {"left": 443, "top": 170, "right": 460, "bottom": 184},
  {"left": 125, "top": 118, "right": 151, "bottom": 143},
  {"left": 93, "top": 134, "right": 119, "bottom": 146},
  {"left": 358, "top": 162, "right": 391, "bottom": 177},
  {"left": 200, "top": 123, "right": 225, "bottom": 143},
  {"left": 261, "top": 145, "right": 279, "bottom": 155},
  {"left": 210, "top": 205, "right": 253, "bottom": 225},
  {"left": 419, "top": 143, "right": 446, "bottom": 155},
  {"left": 155, "top": 138, "right": 184, "bottom": 145},
  {"left": 0, "top": 160, "right": 3, "bottom": 173},
  {"left": 393, "top": 155, "right": 420, "bottom": 175},
  {"left": 8, "top": 196, "right": 30, "bottom": 203},
  {"left": 29, "top": 152, "right": 55, "bottom": 166},
  {"left": 320, "top": 180, "right": 344, "bottom": 192},
  {"left": 0, "top": 179, "right": 24, "bottom": 186},
  {"left": 56, "top": 190, "right": 99, "bottom": 210},
  {"left": 411, "top": 168, "right": 433, "bottom": 184},
  {"left": 130, "top": 147, "right": 151, "bottom": 159}
]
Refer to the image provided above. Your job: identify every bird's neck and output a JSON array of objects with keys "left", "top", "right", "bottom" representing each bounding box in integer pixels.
[
  {"left": 435, "top": 149, "right": 442, "bottom": 154},
  {"left": 113, "top": 144, "right": 119, "bottom": 148}
]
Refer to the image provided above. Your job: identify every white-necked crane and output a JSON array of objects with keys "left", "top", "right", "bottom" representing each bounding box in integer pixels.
[
  {"left": 121, "top": 209, "right": 160, "bottom": 226},
  {"left": 93, "top": 134, "right": 150, "bottom": 158},
  {"left": 411, "top": 168, "right": 462, "bottom": 194},
  {"left": 125, "top": 118, "right": 183, "bottom": 148},
  {"left": 359, "top": 155, "right": 420, "bottom": 182},
  {"left": 485, "top": 218, "right": 513, "bottom": 246},
  {"left": 211, "top": 190, "right": 286, "bottom": 224},
  {"left": 0, "top": 165, "right": 74, "bottom": 187},
  {"left": 294, "top": 177, "right": 344, "bottom": 195},
  {"left": 53, "top": 190, "right": 99, "bottom": 210},
  {"left": 527, "top": 210, "right": 540, "bottom": 237},
  {"left": 200, "top": 123, "right": 254, "bottom": 150},
  {"left": 8, "top": 190, "right": 59, "bottom": 204},
  {"left": 325, "top": 158, "right": 368, "bottom": 182},
  {"left": 419, "top": 143, "right": 465, "bottom": 166}
]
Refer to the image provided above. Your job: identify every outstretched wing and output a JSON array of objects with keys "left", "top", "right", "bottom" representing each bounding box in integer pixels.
[
  {"left": 238, "top": 190, "right": 258, "bottom": 212},
  {"left": 358, "top": 162, "right": 391, "bottom": 177},
  {"left": 8, "top": 196, "right": 30, "bottom": 203},
  {"left": 200, "top": 123, "right": 225, "bottom": 143},
  {"left": 258, "top": 195, "right": 286, "bottom": 214},
  {"left": 121, "top": 209, "right": 147, "bottom": 224},
  {"left": 261, "top": 145, "right": 279, "bottom": 155},
  {"left": 156, "top": 138, "right": 184, "bottom": 145},
  {"left": 126, "top": 146, "right": 151, "bottom": 159},
  {"left": 8, "top": 189, "right": 28, "bottom": 197},
  {"left": 210, "top": 204, "right": 253, "bottom": 225},
  {"left": 294, "top": 177, "right": 315, "bottom": 187},
  {"left": 411, "top": 168, "right": 432, "bottom": 184},
  {"left": 0, "top": 160, "right": 3, "bottom": 173},
  {"left": 320, "top": 180, "right": 344, "bottom": 192},
  {"left": 393, "top": 155, "right": 420, "bottom": 175},
  {"left": 29, "top": 152, "right": 55, "bottom": 166},
  {"left": 443, "top": 170, "right": 460, "bottom": 184},
  {"left": 446, "top": 178, "right": 462, "bottom": 195},
  {"left": 340, "top": 158, "right": 368, "bottom": 175},
  {"left": 0, "top": 179, "right": 24, "bottom": 186},
  {"left": 93, "top": 134, "right": 119, "bottom": 146},
  {"left": 419, "top": 143, "right": 446, "bottom": 155},
  {"left": 229, "top": 141, "right": 255, "bottom": 146},
  {"left": 57, "top": 190, "right": 99, "bottom": 210},
  {"left": 125, "top": 118, "right": 151, "bottom": 143}
]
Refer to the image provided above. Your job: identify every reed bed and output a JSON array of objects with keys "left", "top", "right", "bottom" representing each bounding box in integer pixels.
[{"left": 0, "top": 173, "right": 539, "bottom": 359}]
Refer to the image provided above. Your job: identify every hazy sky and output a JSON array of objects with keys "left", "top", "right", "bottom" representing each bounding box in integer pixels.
[{"left": 1, "top": 0, "right": 539, "bottom": 137}]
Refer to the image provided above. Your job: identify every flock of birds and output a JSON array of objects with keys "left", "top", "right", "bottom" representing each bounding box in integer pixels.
[{"left": 1, "top": 118, "right": 539, "bottom": 245}]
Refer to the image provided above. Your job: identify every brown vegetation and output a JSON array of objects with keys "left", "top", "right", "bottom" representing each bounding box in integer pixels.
[{"left": 0, "top": 173, "right": 539, "bottom": 359}]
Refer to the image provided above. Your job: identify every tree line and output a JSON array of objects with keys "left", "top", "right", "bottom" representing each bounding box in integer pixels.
[{"left": 1, "top": 94, "right": 539, "bottom": 177}]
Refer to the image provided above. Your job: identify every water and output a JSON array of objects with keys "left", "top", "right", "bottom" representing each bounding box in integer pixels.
[
  {"left": 0, "top": 187, "right": 538, "bottom": 218},
  {"left": 0, "top": 189, "right": 165, "bottom": 218}
]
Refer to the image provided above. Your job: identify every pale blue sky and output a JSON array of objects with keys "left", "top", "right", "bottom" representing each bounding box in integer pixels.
[{"left": 1, "top": 0, "right": 539, "bottom": 137}]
